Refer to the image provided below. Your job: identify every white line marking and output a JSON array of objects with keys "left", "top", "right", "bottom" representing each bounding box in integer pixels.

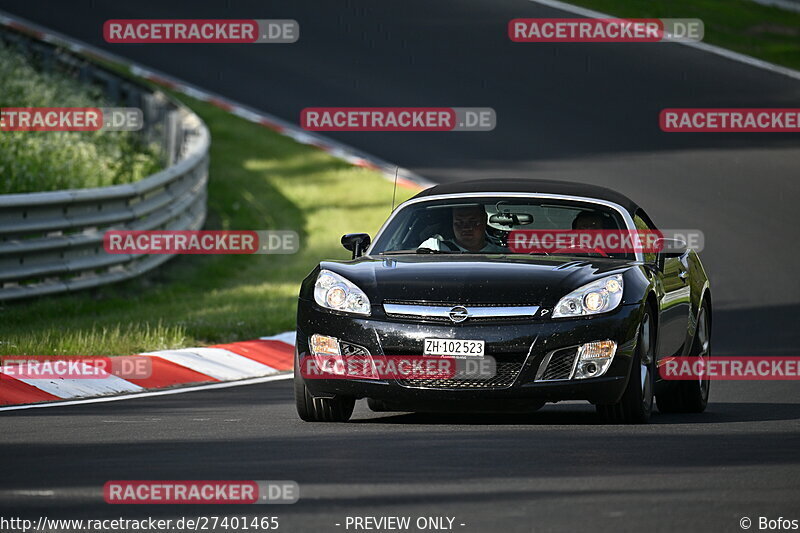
[
  {"left": 527, "top": 0, "right": 800, "bottom": 81},
  {"left": 143, "top": 348, "right": 278, "bottom": 380},
  {"left": 0, "top": 373, "right": 292, "bottom": 413},
  {"left": 14, "top": 490, "right": 54, "bottom": 497}
]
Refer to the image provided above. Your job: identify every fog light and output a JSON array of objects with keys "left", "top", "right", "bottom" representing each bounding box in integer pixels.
[
  {"left": 310, "top": 334, "right": 345, "bottom": 375},
  {"left": 573, "top": 340, "right": 617, "bottom": 379}
]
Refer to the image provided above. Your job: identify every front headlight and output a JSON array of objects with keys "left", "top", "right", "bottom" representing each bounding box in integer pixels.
[
  {"left": 552, "top": 274, "right": 624, "bottom": 318},
  {"left": 314, "top": 269, "right": 371, "bottom": 315}
]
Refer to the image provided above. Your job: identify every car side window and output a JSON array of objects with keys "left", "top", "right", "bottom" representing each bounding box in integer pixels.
[{"left": 633, "top": 211, "right": 657, "bottom": 263}]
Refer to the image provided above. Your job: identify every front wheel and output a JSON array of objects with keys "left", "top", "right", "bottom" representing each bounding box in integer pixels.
[
  {"left": 294, "top": 374, "right": 355, "bottom": 422},
  {"left": 657, "top": 302, "right": 711, "bottom": 413},
  {"left": 597, "top": 308, "right": 655, "bottom": 424}
]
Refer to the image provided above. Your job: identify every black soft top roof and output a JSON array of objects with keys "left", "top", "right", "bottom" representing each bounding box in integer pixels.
[{"left": 412, "top": 179, "right": 640, "bottom": 214}]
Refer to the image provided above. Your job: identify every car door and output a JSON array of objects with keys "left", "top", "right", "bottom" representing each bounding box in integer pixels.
[{"left": 634, "top": 210, "right": 690, "bottom": 361}]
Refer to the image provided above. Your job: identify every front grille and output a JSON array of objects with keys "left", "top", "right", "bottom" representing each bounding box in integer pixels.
[
  {"left": 397, "top": 361, "right": 523, "bottom": 389},
  {"left": 383, "top": 301, "right": 540, "bottom": 323},
  {"left": 537, "top": 347, "right": 578, "bottom": 381}
]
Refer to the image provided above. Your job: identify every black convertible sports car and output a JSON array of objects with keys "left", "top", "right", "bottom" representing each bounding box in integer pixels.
[{"left": 294, "top": 179, "right": 711, "bottom": 423}]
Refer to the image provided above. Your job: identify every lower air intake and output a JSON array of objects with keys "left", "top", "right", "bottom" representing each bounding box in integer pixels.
[
  {"left": 538, "top": 347, "right": 578, "bottom": 381},
  {"left": 398, "top": 361, "right": 523, "bottom": 389}
]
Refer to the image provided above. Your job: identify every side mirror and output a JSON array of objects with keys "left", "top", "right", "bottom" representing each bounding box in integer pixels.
[
  {"left": 656, "top": 238, "right": 687, "bottom": 269},
  {"left": 341, "top": 233, "right": 371, "bottom": 259}
]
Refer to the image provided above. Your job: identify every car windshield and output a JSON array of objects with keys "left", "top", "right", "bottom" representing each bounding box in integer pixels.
[{"left": 370, "top": 196, "right": 634, "bottom": 259}]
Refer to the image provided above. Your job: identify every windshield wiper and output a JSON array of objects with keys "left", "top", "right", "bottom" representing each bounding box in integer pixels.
[
  {"left": 380, "top": 248, "right": 454, "bottom": 255},
  {"left": 415, "top": 247, "right": 455, "bottom": 254}
]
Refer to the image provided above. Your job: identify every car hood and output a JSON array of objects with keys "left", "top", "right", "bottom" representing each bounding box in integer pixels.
[{"left": 315, "top": 254, "right": 638, "bottom": 306}]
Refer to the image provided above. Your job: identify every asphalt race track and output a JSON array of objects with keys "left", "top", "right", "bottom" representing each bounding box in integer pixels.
[
  {"left": 1, "top": 379, "right": 799, "bottom": 531},
  {"left": 1, "top": 1, "right": 799, "bottom": 531}
]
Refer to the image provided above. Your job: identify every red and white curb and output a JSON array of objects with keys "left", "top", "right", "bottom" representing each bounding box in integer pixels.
[
  {"left": 0, "top": 333, "right": 296, "bottom": 409},
  {"left": 0, "top": 10, "right": 433, "bottom": 191}
]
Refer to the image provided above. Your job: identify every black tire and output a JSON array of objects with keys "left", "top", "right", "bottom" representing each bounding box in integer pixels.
[
  {"left": 294, "top": 372, "right": 355, "bottom": 422},
  {"left": 657, "top": 302, "right": 711, "bottom": 413},
  {"left": 597, "top": 307, "right": 655, "bottom": 424}
]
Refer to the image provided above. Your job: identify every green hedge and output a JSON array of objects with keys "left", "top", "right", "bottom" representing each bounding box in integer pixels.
[{"left": 0, "top": 44, "right": 161, "bottom": 194}]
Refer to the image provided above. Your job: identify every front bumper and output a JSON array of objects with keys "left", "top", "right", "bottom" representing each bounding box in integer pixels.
[{"left": 296, "top": 300, "right": 643, "bottom": 406}]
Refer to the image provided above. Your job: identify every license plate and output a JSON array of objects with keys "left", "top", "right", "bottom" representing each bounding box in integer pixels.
[{"left": 423, "top": 338, "right": 485, "bottom": 357}]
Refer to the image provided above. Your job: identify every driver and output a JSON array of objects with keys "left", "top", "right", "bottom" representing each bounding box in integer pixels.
[
  {"left": 570, "top": 210, "right": 610, "bottom": 257},
  {"left": 419, "top": 205, "right": 505, "bottom": 253},
  {"left": 572, "top": 211, "right": 605, "bottom": 230}
]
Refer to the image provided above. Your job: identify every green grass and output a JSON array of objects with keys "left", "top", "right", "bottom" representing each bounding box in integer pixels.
[
  {"left": 564, "top": 0, "right": 800, "bottom": 71},
  {"left": 0, "top": 44, "right": 161, "bottom": 194},
  {"left": 0, "top": 322, "right": 188, "bottom": 358},
  {"left": 0, "top": 95, "right": 416, "bottom": 356}
]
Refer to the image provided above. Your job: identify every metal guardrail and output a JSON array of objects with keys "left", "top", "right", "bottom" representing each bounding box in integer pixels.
[{"left": 0, "top": 27, "right": 210, "bottom": 301}]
